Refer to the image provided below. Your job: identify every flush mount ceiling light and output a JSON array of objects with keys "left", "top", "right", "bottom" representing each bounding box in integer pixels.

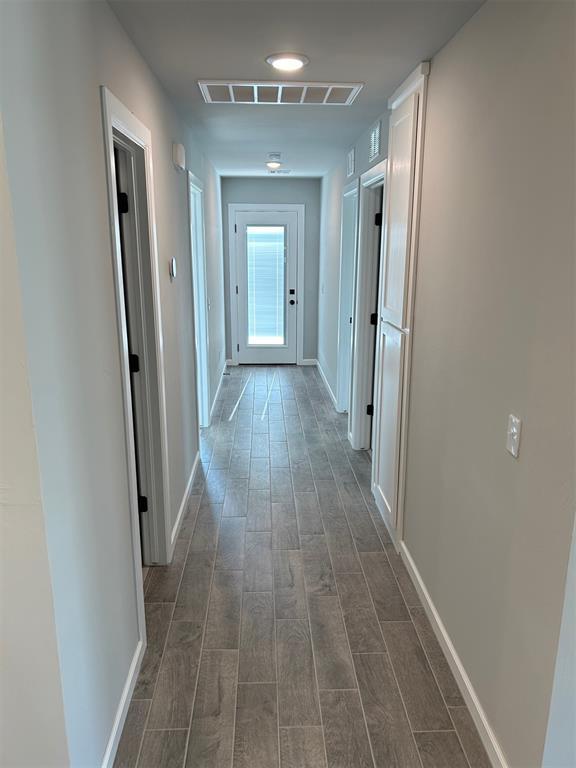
[
  {"left": 266, "top": 53, "right": 309, "bottom": 72},
  {"left": 266, "top": 152, "right": 282, "bottom": 170}
]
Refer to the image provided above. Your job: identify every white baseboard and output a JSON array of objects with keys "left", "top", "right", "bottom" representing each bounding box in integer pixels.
[
  {"left": 101, "top": 639, "right": 145, "bottom": 768},
  {"left": 400, "top": 542, "right": 508, "bottom": 768},
  {"left": 209, "top": 362, "right": 226, "bottom": 422},
  {"left": 226, "top": 358, "right": 236, "bottom": 366},
  {"left": 170, "top": 450, "right": 200, "bottom": 548},
  {"left": 300, "top": 358, "right": 317, "bottom": 366},
  {"left": 315, "top": 359, "right": 342, "bottom": 412}
]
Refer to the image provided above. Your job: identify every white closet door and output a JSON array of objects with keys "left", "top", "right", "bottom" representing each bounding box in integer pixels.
[
  {"left": 372, "top": 322, "right": 405, "bottom": 526},
  {"left": 372, "top": 65, "right": 427, "bottom": 537},
  {"left": 380, "top": 92, "right": 419, "bottom": 330}
]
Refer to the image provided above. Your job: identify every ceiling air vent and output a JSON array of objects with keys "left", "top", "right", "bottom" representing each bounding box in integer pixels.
[
  {"left": 269, "top": 169, "right": 292, "bottom": 175},
  {"left": 369, "top": 121, "right": 381, "bottom": 162},
  {"left": 199, "top": 81, "right": 363, "bottom": 106}
]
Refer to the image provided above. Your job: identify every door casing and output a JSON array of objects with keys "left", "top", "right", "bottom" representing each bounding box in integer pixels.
[
  {"left": 101, "top": 87, "right": 172, "bottom": 577},
  {"left": 188, "top": 172, "right": 211, "bottom": 427},
  {"left": 336, "top": 179, "right": 360, "bottom": 413},
  {"left": 228, "top": 203, "right": 305, "bottom": 365},
  {"left": 349, "top": 160, "right": 387, "bottom": 450}
]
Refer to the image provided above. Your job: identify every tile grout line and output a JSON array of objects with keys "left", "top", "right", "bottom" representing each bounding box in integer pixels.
[
  {"left": 287, "top": 368, "right": 331, "bottom": 768},
  {"left": 133, "top": 366, "right": 480, "bottom": 768},
  {"left": 181, "top": 395, "right": 233, "bottom": 768},
  {"left": 330, "top": 410, "right": 426, "bottom": 768},
  {"left": 298, "top": 377, "right": 379, "bottom": 768},
  {"left": 229, "top": 366, "right": 253, "bottom": 768},
  {"left": 331, "top": 389, "right": 475, "bottom": 768},
  {"left": 329, "top": 379, "right": 454, "bottom": 768},
  {"left": 407, "top": 614, "right": 474, "bottom": 768},
  {"left": 134, "top": 489, "right": 199, "bottom": 766}
]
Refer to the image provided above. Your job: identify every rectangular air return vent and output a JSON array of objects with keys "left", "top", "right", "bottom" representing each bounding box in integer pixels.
[
  {"left": 199, "top": 81, "right": 363, "bottom": 106},
  {"left": 347, "top": 148, "right": 355, "bottom": 177},
  {"left": 369, "top": 121, "right": 381, "bottom": 162}
]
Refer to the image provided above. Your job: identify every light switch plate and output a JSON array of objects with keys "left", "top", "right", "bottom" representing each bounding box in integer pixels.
[{"left": 506, "top": 414, "right": 522, "bottom": 458}]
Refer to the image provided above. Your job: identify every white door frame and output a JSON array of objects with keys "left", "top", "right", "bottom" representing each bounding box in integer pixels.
[
  {"left": 228, "top": 203, "right": 305, "bottom": 365},
  {"left": 349, "top": 159, "right": 387, "bottom": 449},
  {"left": 101, "top": 86, "right": 172, "bottom": 580},
  {"left": 336, "top": 179, "right": 360, "bottom": 412},
  {"left": 371, "top": 63, "right": 429, "bottom": 544},
  {"left": 188, "top": 172, "right": 211, "bottom": 427}
]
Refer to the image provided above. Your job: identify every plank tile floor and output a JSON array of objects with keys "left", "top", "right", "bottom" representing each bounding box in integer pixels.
[{"left": 115, "top": 365, "right": 491, "bottom": 768}]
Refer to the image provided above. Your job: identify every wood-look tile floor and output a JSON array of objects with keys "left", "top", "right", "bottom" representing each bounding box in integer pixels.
[{"left": 115, "top": 365, "right": 491, "bottom": 768}]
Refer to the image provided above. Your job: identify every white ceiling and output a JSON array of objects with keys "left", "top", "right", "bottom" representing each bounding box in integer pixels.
[{"left": 110, "top": 0, "right": 483, "bottom": 176}]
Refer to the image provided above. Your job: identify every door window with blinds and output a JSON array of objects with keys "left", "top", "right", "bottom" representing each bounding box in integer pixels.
[
  {"left": 233, "top": 208, "right": 299, "bottom": 364},
  {"left": 246, "top": 225, "right": 286, "bottom": 345}
]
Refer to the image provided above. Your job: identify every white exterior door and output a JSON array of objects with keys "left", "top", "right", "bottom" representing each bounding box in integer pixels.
[{"left": 235, "top": 211, "right": 298, "bottom": 364}]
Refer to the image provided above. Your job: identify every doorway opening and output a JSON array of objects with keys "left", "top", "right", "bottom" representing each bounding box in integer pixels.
[
  {"left": 336, "top": 179, "right": 360, "bottom": 413},
  {"left": 102, "top": 87, "right": 172, "bottom": 573},
  {"left": 348, "top": 160, "right": 387, "bottom": 450},
  {"left": 188, "top": 173, "right": 210, "bottom": 428},
  {"left": 228, "top": 204, "right": 305, "bottom": 365}
]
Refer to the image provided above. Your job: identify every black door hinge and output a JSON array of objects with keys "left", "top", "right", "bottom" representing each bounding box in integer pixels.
[
  {"left": 237, "top": 343, "right": 240, "bottom": 352},
  {"left": 129, "top": 353, "right": 140, "bottom": 373},
  {"left": 138, "top": 495, "right": 148, "bottom": 513},
  {"left": 374, "top": 211, "right": 382, "bottom": 227},
  {"left": 118, "top": 191, "right": 129, "bottom": 215},
  {"left": 235, "top": 285, "right": 238, "bottom": 295},
  {"left": 234, "top": 224, "right": 237, "bottom": 233},
  {"left": 366, "top": 404, "right": 374, "bottom": 416},
  {"left": 349, "top": 316, "right": 353, "bottom": 324},
  {"left": 370, "top": 312, "right": 378, "bottom": 325}
]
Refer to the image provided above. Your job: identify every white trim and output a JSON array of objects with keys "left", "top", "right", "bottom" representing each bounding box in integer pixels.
[
  {"left": 361, "top": 159, "right": 387, "bottom": 188},
  {"left": 226, "top": 358, "right": 236, "bottom": 366},
  {"left": 394, "top": 69, "right": 429, "bottom": 542},
  {"left": 336, "top": 179, "right": 360, "bottom": 413},
  {"left": 101, "top": 640, "right": 145, "bottom": 768},
  {"left": 316, "top": 359, "right": 341, "bottom": 411},
  {"left": 228, "top": 203, "right": 305, "bottom": 365},
  {"left": 101, "top": 87, "right": 171, "bottom": 566},
  {"left": 400, "top": 542, "right": 509, "bottom": 768},
  {"left": 170, "top": 451, "right": 200, "bottom": 547},
  {"left": 210, "top": 361, "right": 227, "bottom": 421},
  {"left": 300, "top": 358, "right": 317, "bottom": 366},
  {"left": 349, "top": 159, "right": 387, "bottom": 449},
  {"left": 388, "top": 62, "right": 430, "bottom": 110},
  {"left": 188, "top": 172, "right": 211, "bottom": 428}
]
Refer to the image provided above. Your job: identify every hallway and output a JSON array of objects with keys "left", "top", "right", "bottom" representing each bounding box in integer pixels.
[{"left": 115, "top": 365, "right": 489, "bottom": 768}]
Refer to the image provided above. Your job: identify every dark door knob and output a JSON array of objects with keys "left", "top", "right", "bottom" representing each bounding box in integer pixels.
[{"left": 289, "top": 299, "right": 295, "bottom": 305}]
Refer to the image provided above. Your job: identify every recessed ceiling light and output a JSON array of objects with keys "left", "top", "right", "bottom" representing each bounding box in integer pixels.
[
  {"left": 266, "top": 161, "right": 282, "bottom": 170},
  {"left": 265, "top": 53, "right": 309, "bottom": 72}
]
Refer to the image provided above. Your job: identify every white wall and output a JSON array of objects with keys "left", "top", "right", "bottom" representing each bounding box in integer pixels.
[
  {"left": 204, "top": 165, "right": 227, "bottom": 409},
  {"left": 317, "top": 165, "right": 346, "bottom": 393},
  {"left": 0, "top": 1, "right": 223, "bottom": 763},
  {"left": 221, "top": 176, "right": 321, "bottom": 362},
  {"left": 403, "top": 3, "right": 575, "bottom": 766},
  {"left": 0, "top": 116, "right": 69, "bottom": 768}
]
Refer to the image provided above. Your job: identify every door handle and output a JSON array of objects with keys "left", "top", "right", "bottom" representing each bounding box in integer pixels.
[{"left": 289, "top": 299, "right": 295, "bottom": 305}]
